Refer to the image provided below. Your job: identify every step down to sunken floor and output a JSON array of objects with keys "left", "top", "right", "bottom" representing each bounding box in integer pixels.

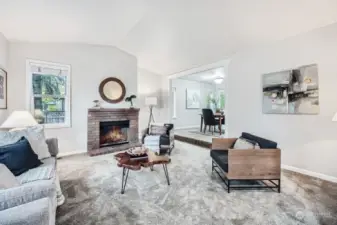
[{"left": 174, "top": 134, "right": 211, "bottom": 148}]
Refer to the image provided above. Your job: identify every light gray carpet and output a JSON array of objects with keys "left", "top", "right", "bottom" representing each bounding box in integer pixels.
[{"left": 56, "top": 141, "right": 337, "bottom": 225}]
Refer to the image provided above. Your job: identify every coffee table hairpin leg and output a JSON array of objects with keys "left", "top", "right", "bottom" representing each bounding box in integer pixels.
[
  {"left": 121, "top": 167, "right": 129, "bottom": 194},
  {"left": 162, "top": 164, "right": 170, "bottom": 185},
  {"left": 121, "top": 164, "right": 170, "bottom": 194}
]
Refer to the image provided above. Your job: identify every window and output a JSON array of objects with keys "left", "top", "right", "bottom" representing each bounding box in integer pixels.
[
  {"left": 27, "top": 60, "right": 71, "bottom": 128},
  {"left": 218, "top": 89, "right": 225, "bottom": 109}
]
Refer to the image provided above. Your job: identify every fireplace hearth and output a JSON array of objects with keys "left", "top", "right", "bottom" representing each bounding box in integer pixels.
[{"left": 100, "top": 120, "right": 129, "bottom": 147}]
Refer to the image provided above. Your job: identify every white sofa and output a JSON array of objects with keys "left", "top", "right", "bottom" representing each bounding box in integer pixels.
[{"left": 0, "top": 138, "right": 64, "bottom": 225}]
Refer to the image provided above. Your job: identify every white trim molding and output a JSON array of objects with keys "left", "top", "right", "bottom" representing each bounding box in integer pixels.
[
  {"left": 282, "top": 164, "right": 337, "bottom": 183},
  {"left": 168, "top": 59, "right": 231, "bottom": 79},
  {"left": 57, "top": 150, "right": 87, "bottom": 158},
  {"left": 172, "top": 87, "right": 177, "bottom": 119}
]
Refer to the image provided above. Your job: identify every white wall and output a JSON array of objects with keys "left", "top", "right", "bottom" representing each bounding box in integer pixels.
[
  {"left": 0, "top": 33, "right": 8, "bottom": 70},
  {"left": 137, "top": 68, "right": 168, "bottom": 132},
  {"left": 227, "top": 23, "right": 337, "bottom": 178},
  {"left": 171, "top": 78, "right": 215, "bottom": 128},
  {"left": 8, "top": 42, "right": 137, "bottom": 154},
  {"left": 0, "top": 33, "right": 9, "bottom": 123},
  {"left": 160, "top": 75, "right": 170, "bottom": 122}
]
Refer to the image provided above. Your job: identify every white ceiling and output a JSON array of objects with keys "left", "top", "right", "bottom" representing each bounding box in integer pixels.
[
  {"left": 179, "top": 67, "right": 225, "bottom": 84},
  {"left": 1, "top": 0, "right": 337, "bottom": 75}
]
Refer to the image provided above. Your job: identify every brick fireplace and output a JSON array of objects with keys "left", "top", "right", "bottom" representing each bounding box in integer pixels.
[{"left": 87, "top": 108, "right": 141, "bottom": 156}]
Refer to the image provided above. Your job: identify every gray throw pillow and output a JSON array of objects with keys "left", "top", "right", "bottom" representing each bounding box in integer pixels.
[
  {"left": 0, "top": 164, "right": 20, "bottom": 189},
  {"left": 233, "top": 137, "right": 255, "bottom": 149},
  {"left": 0, "top": 131, "right": 20, "bottom": 147}
]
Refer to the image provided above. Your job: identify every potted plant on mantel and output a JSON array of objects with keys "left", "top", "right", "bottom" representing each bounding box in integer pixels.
[
  {"left": 125, "top": 95, "right": 137, "bottom": 108},
  {"left": 93, "top": 100, "right": 101, "bottom": 108}
]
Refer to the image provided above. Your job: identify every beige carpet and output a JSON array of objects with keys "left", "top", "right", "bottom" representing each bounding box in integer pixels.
[{"left": 56, "top": 141, "right": 337, "bottom": 225}]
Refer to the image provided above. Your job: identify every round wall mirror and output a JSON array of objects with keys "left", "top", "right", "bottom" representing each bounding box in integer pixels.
[{"left": 99, "top": 77, "right": 126, "bottom": 103}]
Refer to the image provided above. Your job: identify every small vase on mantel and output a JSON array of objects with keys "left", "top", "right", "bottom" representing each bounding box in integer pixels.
[{"left": 93, "top": 100, "right": 101, "bottom": 108}]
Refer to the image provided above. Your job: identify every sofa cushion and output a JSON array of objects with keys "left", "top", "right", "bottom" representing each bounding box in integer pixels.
[
  {"left": 0, "top": 197, "right": 53, "bottom": 225},
  {"left": 17, "top": 157, "right": 56, "bottom": 184},
  {"left": 0, "top": 137, "right": 42, "bottom": 176},
  {"left": 0, "top": 179, "right": 56, "bottom": 211},
  {"left": 241, "top": 132, "right": 277, "bottom": 149},
  {"left": 0, "top": 164, "right": 20, "bottom": 189},
  {"left": 210, "top": 150, "right": 228, "bottom": 173}
]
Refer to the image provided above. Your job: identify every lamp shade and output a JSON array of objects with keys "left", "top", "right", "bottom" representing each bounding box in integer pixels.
[
  {"left": 333, "top": 112, "right": 337, "bottom": 122},
  {"left": 1, "top": 111, "right": 38, "bottom": 128},
  {"left": 145, "top": 97, "right": 158, "bottom": 106}
]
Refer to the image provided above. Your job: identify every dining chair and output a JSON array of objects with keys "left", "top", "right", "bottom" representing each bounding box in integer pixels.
[{"left": 202, "top": 109, "right": 219, "bottom": 134}]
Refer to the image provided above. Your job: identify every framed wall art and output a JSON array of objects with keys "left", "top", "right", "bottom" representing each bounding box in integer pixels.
[
  {"left": 0, "top": 68, "right": 7, "bottom": 109},
  {"left": 186, "top": 89, "right": 200, "bottom": 109},
  {"left": 262, "top": 64, "right": 319, "bottom": 114}
]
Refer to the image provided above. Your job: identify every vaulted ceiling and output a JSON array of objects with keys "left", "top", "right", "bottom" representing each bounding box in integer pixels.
[{"left": 1, "top": 0, "right": 337, "bottom": 75}]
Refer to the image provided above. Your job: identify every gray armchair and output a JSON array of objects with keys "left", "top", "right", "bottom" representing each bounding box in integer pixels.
[{"left": 142, "top": 123, "right": 174, "bottom": 155}]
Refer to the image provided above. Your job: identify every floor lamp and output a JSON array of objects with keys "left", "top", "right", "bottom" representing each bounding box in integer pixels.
[{"left": 145, "top": 97, "right": 158, "bottom": 130}]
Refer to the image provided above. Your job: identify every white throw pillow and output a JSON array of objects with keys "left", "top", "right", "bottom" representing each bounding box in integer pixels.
[
  {"left": 10, "top": 125, "right": 51, "bottom": 159},
  {"left": 0, "top": 164, "right": 20, "bottom": 189},
  {"left": 233, "top": 138, "right": 255, "bottom": 149}
]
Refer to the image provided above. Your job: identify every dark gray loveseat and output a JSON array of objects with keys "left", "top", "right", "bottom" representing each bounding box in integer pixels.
[{"left": 211, "top": 132, "right": 281, "bottom": 193}]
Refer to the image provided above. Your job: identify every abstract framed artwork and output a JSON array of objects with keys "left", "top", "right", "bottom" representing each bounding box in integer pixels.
[
  {"left": 186, "top": 89, "right": 200, "bottom": 109},
  {"left": 0, "top": 68, "right": 7, "bottom": 109},
  {"left": 262, "top": 64, "right": 319, "bottom": 114}
]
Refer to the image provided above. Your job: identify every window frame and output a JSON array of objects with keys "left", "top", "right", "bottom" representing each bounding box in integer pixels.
[
  {"left": 26, "top": 59, "right": 71, "bottom": 129},
  {"left": 172, "top": 87, "right": 177, "bottom": 119}
]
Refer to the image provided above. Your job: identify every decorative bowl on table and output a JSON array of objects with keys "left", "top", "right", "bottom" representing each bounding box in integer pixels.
[{"left": 126, "top": 146, "right": 148, "bottom": 158}]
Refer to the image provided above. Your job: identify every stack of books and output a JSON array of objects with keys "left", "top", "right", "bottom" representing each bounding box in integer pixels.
[{"left": 129, "top": 154, "right": 148, "bottom": 161}]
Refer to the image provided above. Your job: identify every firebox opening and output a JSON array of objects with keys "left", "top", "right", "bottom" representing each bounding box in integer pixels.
[{"left": 99, "top": 120, "right": 130, "bottom": 147}]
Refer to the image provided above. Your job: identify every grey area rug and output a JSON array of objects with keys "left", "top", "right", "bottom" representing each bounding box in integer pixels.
[{"left": 56, "top": 141, "right": 337, "bottom": 225}]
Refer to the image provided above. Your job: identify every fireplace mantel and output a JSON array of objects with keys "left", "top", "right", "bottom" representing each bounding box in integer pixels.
[
  {"left": 87, "top": 108, "right": 140, "bottom": 156},
  {"left": 88, "top": 108, "right": 140, "bottom": 112}
]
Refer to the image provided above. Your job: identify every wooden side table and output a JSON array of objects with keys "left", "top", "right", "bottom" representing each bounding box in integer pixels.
[{"left": 114, "top": 150, "right": 171, "bottom": 194}]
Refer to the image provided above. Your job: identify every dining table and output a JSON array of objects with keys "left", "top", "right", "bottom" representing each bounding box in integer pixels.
[{"left": 200, "top": 113, "right": 225, "bottom": 135}]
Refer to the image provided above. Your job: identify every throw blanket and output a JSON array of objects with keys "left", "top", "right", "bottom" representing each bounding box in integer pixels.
[{"left": 144, "top": 136, "right": 161, "bottom": 155}]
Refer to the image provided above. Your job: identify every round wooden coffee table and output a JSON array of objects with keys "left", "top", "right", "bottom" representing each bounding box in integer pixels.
[{"left": 114, "top": 150, "right": 171, "bottom": 194}]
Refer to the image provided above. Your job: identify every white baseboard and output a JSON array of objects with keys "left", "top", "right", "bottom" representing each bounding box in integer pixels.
[
  {"left": 281, "top": 164, "right": 337, "bottom": 183},
  {"left": 175, "top": 125, "right": 200, "bottom": 130},
  {"left": 57, "top": 150, "right": 87, "bottom": 158}
]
